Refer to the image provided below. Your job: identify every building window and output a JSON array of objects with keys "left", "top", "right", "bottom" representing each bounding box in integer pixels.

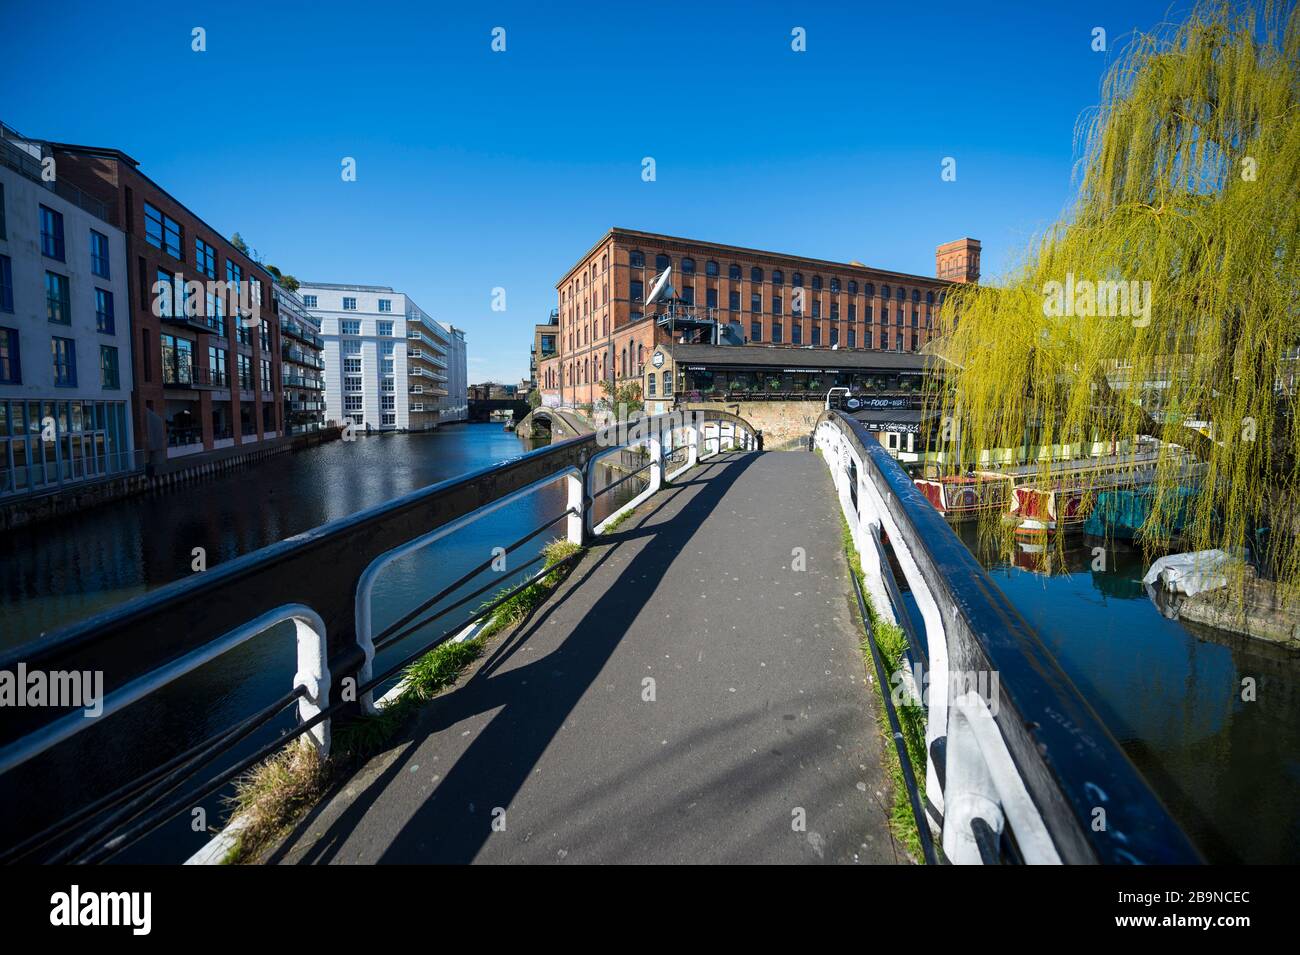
[
  {"left": 0, "top": 327, "right": 20, "bottom": 383},
  {"left": 144, "top": 203, "right": 183, "bottom": 259},
  {"left": 849, "top": 303, "right": 857, "bottom": 321},
  {"left": 771, "top": 321, "right": 783, "bottom": 344},
  {"left": 662, "top": 370, "right": 672, "bottom": 396},
  {"left": 750, "top": 292, "right": 761, "bottom": 313},
  {"left": 812, "top": 299, "right": 821, "bottom": 318},
  {"left": 706, "top": 287, "right": 718, "bottom": 309},
  {"left": 830, "top": 326, "right": 839, "bottom": 346},
  {"left": 648, "top": 373, "right": 657, "bottom": 397},
  {"left": 0, "top": 182, "right": 5, "bottom": 239},
  {"left": 792, "top": 272, "right": 803, "bottom": 287},
  {"left": 681, "top": 286, "right": 694, "bottom": 305},
  {"left": 772, "top": 270, "right": 784, "bottom": 286},
  {"left": 90, "top": 229, "right": 111, "bottom": 277},
  {"left": 926, "top": 290, "right": 935, "bottom": 305},
  {"left": 99, "top": 345, "right": 120, "bottom": 388},
  {"left": 378, "top": 299, "right": 392, "bottom": 312},
  {"left": 811, "top": 324, "right": 821, "bottom": 346},
  {"left": 0, "top": 255, "right": 12, "bottom": 312},
  {"left": 381, "top": 394, "right": 395, "bottom": 411},
  {"left": 341, "top": 319, "right": 361, "bottom": 335},
  {"left": 237, "top": 353, "right": 253, "bottom": 389},
  {"left": 881, "top": 284, "right": 890, "bottom": 299},
  {"left": 912, "top": 288, "right": 921, "bottom": 303},
  {"left": 729, "top": 289, "right": 740, "bottom": 311},
  {"left": 897, "top": 287, "right": 907, "bottom": 301},
  {"left": 303, "top": 294, "right": 318, "bottom": 307},
  {"left": 751, "top": 320, "right": 762, "bottom": 342},
  {"left": 39, "top": 206, "right": 65, "bottom": 260},
  {"left": 344, "top": 357, "right": 361, "bottom": 374},
  {"left": 161, "top": 333, "right": 193, "bottom": 385},
  {"left": 681, "top": 257, "right": 695, "bottom": 275},
  {"left": 209, "top": 345, "right": 228, "bottom": 386},
  {"left": 705, "top": 260, "right": 718, "bottom": 277},
  {"left": 377, "top": 320, "right": 393, "bottom": 336},
  {"left": 848, "top": 327, "right": 856, "bottom": 348},
  {"left": 865, "top": 282, "right": 875, "bottom": 297},
  {"left": 51, "top": 336, "right": 77, "bottom": 386},
  {"left": 750, "top": 266, "right": 762, "bottom": 283},
  {"left": 831, "top": 301, "right": 840, "bottom": 320},
  {"left": 342, "top": 297, "right": 357, "bottom": 310},
  {"left": 811, "top": 275, "right": 822, "bottom": 291},
  {"left": 830, "top": 277, "right": 840, "bottom": 293},
  {"left": 192, "top": 237, "right": 216, "bottom": 278},
  {"left": 630, "top": 250, "right": 644, "bottom": 268},
  {"left": 45, "top": 272, "right": 71, "bottom": 325},
  {"left": 792, "top": 322, "right": 802, "bottom": 345},
  {"left": 95, "top": 289, "right": 115, "bottom": 333},
  {"left": 728, "top": 263, "right": 741, "bottom": 280},
  {"left": 261, "top": 358, "right": 272, "bottom": 392},
  {"left": 848, "top": 281, "right": 858, "bottom": 295},
  {"left": 772, "top": 294, "right": 783, "bottom": 316},
  {"left": 631, "top": 279, "right": 643, "bottom": 302},
  {"left": 654, "top": 254, "right": 670, "bottom": 272}
]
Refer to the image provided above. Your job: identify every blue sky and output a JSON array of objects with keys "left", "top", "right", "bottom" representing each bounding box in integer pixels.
[{"left": 1, "top": 0, "right": 1198, "bottom": 383}]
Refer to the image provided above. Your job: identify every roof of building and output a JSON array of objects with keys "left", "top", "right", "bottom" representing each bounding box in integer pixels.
[
  {"left": 558, "top": 226, "right": 972, "bottom": 288},
  {"left": 297, "top": 282, "right": 396, "bottom": 292},
  {"left": 668, "top": 343, "right": 933, "bottom": 372}
]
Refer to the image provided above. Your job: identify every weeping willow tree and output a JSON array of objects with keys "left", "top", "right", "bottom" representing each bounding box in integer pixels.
[{"left": 928, "top": 0, "right": 1300, "bottom": 593}]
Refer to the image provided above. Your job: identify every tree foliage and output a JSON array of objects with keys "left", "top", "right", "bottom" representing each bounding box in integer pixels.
[{"left": 929, "top": 1, "right": 1300, "bottom": 588}]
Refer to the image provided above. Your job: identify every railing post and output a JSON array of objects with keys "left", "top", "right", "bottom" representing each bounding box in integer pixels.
[
  {"left": 292, "top": 615, "right": 331, "bottom": 756},
  {"left": 567, "top": 469, "right": 585, "bottom": 546},
  {"left": 687, "top": 416, "right": 699, "bottom": 468},
  {"left": 648, "top": 422, "right": 664, "bottom": 494}
]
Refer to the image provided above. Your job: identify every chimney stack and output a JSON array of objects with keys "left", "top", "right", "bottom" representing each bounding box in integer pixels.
[{"left": 936, "top": 238, "right": 981, "bottom": 283}]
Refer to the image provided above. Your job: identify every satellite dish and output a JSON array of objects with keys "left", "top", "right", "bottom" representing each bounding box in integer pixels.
[{"left": 645, "top": 266, "right": 674, "bottom": 306}]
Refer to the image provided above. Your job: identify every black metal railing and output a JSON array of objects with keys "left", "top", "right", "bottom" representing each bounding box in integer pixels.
[
  {"left": 0, "top": 410, "right": 758, "bottom": 863},
  {"left": 813, "top": 409, "right": 1201, "bottom": 865}
]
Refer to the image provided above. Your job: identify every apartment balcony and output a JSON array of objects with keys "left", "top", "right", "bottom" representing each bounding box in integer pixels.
[
  {"left": 406, "top": 329, "right": 447, "bottom": 355},
  {"left": 407, "top": 348, "right": 448, "bottom": 370},
  {"left": 283, "top": 372, "right": 323, "bottom": 389},
  {"left": 163, "top": 367, "right": 229, "bottom": 390},
  {"left": 161, "top": 312, "right": 222, "bottom": 336},
  {"left": 280, "top": 318, "right": 323, "bottom": 349}
]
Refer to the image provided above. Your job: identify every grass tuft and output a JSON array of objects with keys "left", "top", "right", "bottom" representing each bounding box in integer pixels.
[{"left": 836, "top": 509, "right": 929, "bottom": 861}]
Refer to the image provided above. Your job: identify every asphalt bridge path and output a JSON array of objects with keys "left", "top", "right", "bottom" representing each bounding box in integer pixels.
[{"left": 270, "top": 450, "right": 899, "bottom": 864}]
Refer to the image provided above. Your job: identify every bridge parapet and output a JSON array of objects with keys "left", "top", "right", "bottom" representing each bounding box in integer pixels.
[
  {"left": 813, "top": 410, "right": 1200, "bottom": 864},
  {"left": 0, "top": 408, "right": 757, "bottom": 863}
]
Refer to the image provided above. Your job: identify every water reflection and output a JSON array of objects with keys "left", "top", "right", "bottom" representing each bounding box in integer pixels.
[{"left": 958, "top": 526, "right": 1300, "bottom": 863}]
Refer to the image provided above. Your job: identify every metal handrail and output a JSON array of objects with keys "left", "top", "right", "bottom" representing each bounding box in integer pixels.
[
  {"left": 0, "top": 408, "right": 760, "bottom": 862},
  {"left": 813, "top": 409, "right": 1201, "bottom": 864}
]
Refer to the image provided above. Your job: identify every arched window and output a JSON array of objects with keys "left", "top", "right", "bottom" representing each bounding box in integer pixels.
[
  {"left": 926, "top": 291, "right": 934, "bottom": 305},
  {"left": 811, "top": 275, "right": 822, "bottom": 291},
  {"left": 865, "top": 282, "right": 875, "bottom": 297},
  {"left": 880, "top": 284, "right": 890, "bottom": 299},
  {"left": 601, "top": 255, "right": 607, "bottom": 272},
  {"left": 621, "top": 347, "right": 628, "bottom": 378},
  {"left": 729, "top": 263, "right": 741, "bottom": 280},
  {"left": 912, "top": 288, "right": 920, "bottom": 303},
  {"left": 897, "top": 286, "right": 906, "bottom": 301},
  {"left": 655, "top": 254, "right": 670, "bottom": 272},
  {"left": 681, "top": 257, "right": 696, "bottom": 275},
  {"left": 706, "top": 260, "right": 719, "bottom": 277},
  {"left": 637, "top": 343, "right": 644, "bottom": 372},
  {"left": 630, "top": 250, "right": 645, "bottom": 268},
  {"left": 848, "top": 280, "right": 858, "bottom": 295},
  {"left": 830, "top": 277, "right": 840, "bottom": 293},
  {"left": 772, "top": 269, "right": 784, "bottom": 286},
  {"left": 792, "top": 272, "right": 803, "bottom": 287},
  {"left": 750, "top": 266, "right": 763, "bottom": 283}
]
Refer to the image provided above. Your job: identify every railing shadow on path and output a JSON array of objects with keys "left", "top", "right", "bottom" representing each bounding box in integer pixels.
[{"left": 270, "top": 451, "right": 762, "bottom": 865}]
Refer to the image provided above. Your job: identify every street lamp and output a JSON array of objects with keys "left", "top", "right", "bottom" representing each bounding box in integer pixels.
[{"left": 825, "top": 386, "right": 851, "bottom": 411}]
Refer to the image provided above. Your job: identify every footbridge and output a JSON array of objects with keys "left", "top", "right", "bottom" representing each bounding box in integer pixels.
[
  {"left": 0, "top": 409, "right": 1199, "bottom": 864},
  {"left": 515, "top": 405, "right": 594, "bottom": 440}
]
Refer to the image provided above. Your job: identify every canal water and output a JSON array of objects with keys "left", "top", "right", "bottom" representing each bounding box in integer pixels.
[
  {"left": 957, "top": 528, "right": 1300, "bottom": 864},
  {"left": 0, "top": 423, "right": 642, "bottom": 862}
]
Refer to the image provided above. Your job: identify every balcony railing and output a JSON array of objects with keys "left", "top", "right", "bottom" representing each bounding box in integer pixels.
[{"left": 0, "top": 126, "right": 112, "bottom": 223}]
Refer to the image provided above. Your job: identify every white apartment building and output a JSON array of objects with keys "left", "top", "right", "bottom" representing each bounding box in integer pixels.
[
  {"left": 298, "top": 281, "right": 465, "bottom": 432},
  {"left": 0, "top": 122, "right": 135, "bottom": 499}
]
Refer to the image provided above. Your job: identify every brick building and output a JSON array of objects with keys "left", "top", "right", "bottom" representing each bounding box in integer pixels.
[
  {"left": 48, "top": 141, "right": 284, "bottom": 462},
  {"left": 538, "top": 228, "right": 979, "bottom": 410}
]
